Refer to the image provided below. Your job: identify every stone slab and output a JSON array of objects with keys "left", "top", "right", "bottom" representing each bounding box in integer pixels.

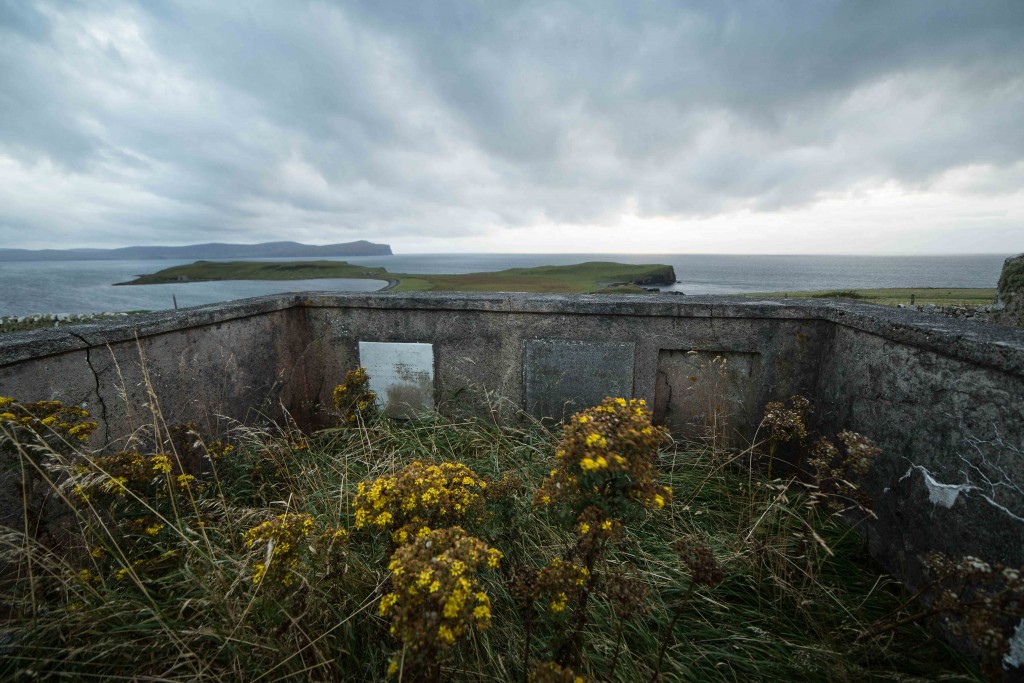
[
  {"left": 358, "top": 341, "right": 434, "bottom": 418},
  {"left": 653, "top": 349, "right": 761, "bottom": 445},
  {"left": 523, "top": 339, "right": 634, "bottom": 420}
]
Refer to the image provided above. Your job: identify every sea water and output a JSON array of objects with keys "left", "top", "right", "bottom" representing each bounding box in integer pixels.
[{"left": 0, "top": 253, "right": 1011, "bottom": 317}]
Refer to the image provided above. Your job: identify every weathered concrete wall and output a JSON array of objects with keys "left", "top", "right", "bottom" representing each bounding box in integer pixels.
[
  {"left": 0, "top": 299, "right": 318, "bottom": 446},
  {"left": 295, "top": 294, "right": 830, "bottom": 438},
  {"left": 2, "top": 292, "right": 1023, "bottom": 622},
  {"left": 817, "top": 323, "right": 1024, "bottom": 582}
]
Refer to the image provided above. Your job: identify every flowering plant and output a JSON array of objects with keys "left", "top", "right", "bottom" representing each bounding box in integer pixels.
[
  {"left": 244, "top": 513, "right": 317, "bottom": 587},
  {"left": 534, "top": 397, "right": 671, "bottom": 517},
  {"left": 354, "top": 460, "right": 487, "bottom": 543},
  {"left": 0, "top": 396, "right": 97, "bottom": 445},
  {"left": 380, "top": 526, "right": 500, "bottom": 675},
  {"left": 333, "top": 367, "right": 377, "bottom": 426}
]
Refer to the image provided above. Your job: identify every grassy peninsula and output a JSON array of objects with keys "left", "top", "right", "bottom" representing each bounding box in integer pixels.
[{"left": 117, "top": 260, "right": 677, "bottom": 294}]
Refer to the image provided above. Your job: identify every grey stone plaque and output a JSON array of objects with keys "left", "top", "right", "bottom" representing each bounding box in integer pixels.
[
  {"left": 524, "top": 339, "right": 635, "bottom": 420},
  {"left": 653, "top": 350, "right": 761, "bottom": 444},
  {"left": 358, "top": 342, "right": 434, "bottom": 418}
]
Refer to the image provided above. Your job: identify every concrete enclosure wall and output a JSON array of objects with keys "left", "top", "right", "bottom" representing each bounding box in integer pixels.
[{"left": 2, "top": 292, "right": 1023, "bottom": 597}]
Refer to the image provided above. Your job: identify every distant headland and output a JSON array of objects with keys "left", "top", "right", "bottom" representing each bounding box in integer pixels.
[{"left": 0, "top": 240, "right": 392, "bottom": 262}]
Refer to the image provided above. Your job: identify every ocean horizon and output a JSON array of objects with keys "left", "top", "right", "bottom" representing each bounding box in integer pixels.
[{"left": 0, "top": 252, "right": 1013, "bottom": 317}]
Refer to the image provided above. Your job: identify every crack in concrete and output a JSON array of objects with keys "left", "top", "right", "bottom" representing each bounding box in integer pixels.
[
  {"left": 932, "top": 414, "right": 1024, "bottom": 523},
  {"left": 67, "top": 332, "right": 108, "bottom": 444},
  {"left": 275, "top": 312, "right": 348, "bottom": 422}
]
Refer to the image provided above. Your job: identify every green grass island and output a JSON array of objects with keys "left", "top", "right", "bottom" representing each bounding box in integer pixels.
[{"left": 116, "top": 260, "right": 678, "bottom": 294}]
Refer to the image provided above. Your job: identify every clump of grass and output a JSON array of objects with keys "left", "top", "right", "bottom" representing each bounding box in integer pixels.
[
  {"left": 817, "top": 290, "right": 866, "bottom": 299},
  {"left": 0, "top": 390, "right": 988, "bottom": 681}
]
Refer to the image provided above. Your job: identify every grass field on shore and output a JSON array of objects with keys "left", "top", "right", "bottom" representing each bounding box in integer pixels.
[
  {"left": 745, "top": 287, "right": 996, "bottom": 306},
  {"left": 118, "top": 260, "right": 677, "bottom": 294}
]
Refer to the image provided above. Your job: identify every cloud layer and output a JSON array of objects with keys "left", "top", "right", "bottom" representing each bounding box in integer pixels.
[{"left": 1, "top": 1, "right": 1022, "bottom": 252}]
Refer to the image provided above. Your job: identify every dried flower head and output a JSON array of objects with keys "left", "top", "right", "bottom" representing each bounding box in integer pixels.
[
  {"left": 602, "top": 566, "right": 649, "bottom": 621},
  {"left": 807, "top": 431, "right": 881, "bottom": 511},
  {"left": 836, "top": 430, "right": 881, "bottom": 476},
  {"left": 924, "top": 551, "right": 1024, "bottom": 676},
  {"left": 379, "top": 526, "right": 500, "bottom": 656},
  {"left": 534, "top": 397, "right": 671, "bottom": 515},
  {"left": 760, "top": 396, "right": 810, "bottom": 444},
  {"left": 673, "top": 538, "right": 724, "bottom": 588},
  {"left": 354, "top": 460, "right": 487, "bottom": 542},
  {"left": 333, "top": 367, "right": 378, "bottom": 426}
]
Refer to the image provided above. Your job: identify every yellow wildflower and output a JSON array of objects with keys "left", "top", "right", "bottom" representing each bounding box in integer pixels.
[{"left": 151, "top": 454, "right": 172, "bottom": 474}]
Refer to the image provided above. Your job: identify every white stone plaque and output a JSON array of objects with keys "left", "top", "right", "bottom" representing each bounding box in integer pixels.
[{"left": 358, "top": 342, "right": 434, "bottom": 418}]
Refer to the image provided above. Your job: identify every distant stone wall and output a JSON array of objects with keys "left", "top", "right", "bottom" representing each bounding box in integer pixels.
[{"left": 2, "top": 292, "right": 1023, "bottom": 636}]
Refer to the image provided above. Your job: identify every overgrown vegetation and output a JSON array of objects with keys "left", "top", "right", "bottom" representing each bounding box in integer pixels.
[{"left": 0, "top": 374, "right": 1011, "bottom": 681}]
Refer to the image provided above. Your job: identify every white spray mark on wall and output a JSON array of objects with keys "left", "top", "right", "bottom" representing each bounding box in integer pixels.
[
  {"left": 898, "top": 464, "right": 975, "bottom": 508},
  {"left": 896, "top": 460, "right": 1024, "bottom": 523},
  {"left": 1005, "top": 619, "right": 1024, "bottom": 670}
]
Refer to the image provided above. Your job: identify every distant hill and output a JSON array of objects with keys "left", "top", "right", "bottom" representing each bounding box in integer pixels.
[{"left": 0, "top": 240, "right": 392, "bottom": 262}]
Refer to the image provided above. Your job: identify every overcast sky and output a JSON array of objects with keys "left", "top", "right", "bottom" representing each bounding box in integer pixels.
[{"left": 1, "top": 1, "right": 1022, "bottom": 254}]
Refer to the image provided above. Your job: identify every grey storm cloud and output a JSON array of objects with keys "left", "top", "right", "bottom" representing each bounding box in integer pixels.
[{"left": 0, "top": 0, "right": 1022, "bottom": 248}]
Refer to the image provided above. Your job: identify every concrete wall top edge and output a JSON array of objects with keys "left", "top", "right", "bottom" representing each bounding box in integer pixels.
[
  {"left": 0, "top": 295, "right": 302, "bottom": 366},
  {"left": 2, "top": 292, "right": 1023, "bottom": 376}
]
